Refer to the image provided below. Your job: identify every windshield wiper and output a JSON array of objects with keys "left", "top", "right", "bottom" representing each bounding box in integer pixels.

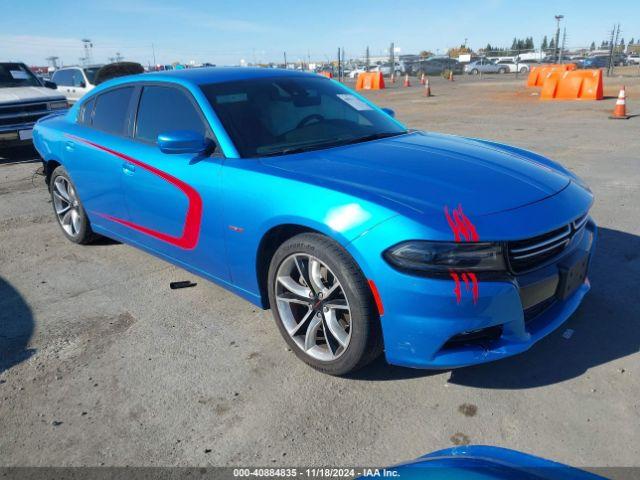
[
  {"left": 339, "top": 131, "right": 407, "bottom": 146},
  {"left": 259, "top": 131, "right": 407, "bottom": 157},
  {"left": 260, "top": 138, "right": 352, "bottom": 157}
]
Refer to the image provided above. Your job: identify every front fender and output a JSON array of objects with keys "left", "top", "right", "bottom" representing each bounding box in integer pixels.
[{"left": 221, "top": 158, "right": 397, "bottom": 300}]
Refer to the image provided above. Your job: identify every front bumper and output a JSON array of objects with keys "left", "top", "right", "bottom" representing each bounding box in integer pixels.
[
  {"left": 0, "top": 123, "right": 36, "bottom": 147},
  {"left": 349, "top": 219, "right": 596, "bottom": 369}
]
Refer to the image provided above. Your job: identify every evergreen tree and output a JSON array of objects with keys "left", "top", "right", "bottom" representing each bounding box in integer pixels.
[
  {"left": 541, "top": 36, "right": 548, "bottom": 50},
  {"left": 590, "top": 41, "right": 596, "bottom": 51},
  {"left": 549, "top": 38, "right": 555, "bottom": 50}
]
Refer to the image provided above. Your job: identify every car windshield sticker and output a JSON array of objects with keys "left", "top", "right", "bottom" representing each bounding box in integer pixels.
[
  {"left": 10, "top": 70, "right": 29, "bottom": 80},
  {"left": 216, "top": 93, "right": 248, "bottom": 104},
  {"left": 336, "top": 94, "right": 373, "bottom": 111}
]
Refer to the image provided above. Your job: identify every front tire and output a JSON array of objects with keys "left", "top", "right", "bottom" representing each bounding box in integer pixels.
[
  {"left": 50, "top": 166, "right": 98, "bottom": 244},
  {"left": 267, "top": 233, "right": 382, "bottom": 375}
]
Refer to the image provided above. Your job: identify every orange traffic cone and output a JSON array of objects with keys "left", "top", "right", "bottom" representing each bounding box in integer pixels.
[
  {"left": 448, "top": 70, "right": 454, "bottom": 82},
  {"left": 403, "top": 74, "right": 411, "bottom": 87},
  {"left": 424, "top": 78, "right": 431, "bottom": 97},
  {"left": 610, "top": 86, "right": 630, "bottom": 119},
  {"left": 420, "top": 73, "right": 426, "bottom": 85}
]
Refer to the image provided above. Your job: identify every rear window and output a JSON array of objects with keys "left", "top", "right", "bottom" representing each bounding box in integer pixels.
[
  {"left": 78, "top": 97, "right": 96, "bottom": 125},
  {"left": 92, "top": 87, "right": 134, "bottom": 135},
  {"left": 83, "top": 67, "right": 100, "bottom": 85}
]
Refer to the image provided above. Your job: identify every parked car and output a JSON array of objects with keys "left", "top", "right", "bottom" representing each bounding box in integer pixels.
[
  {"left": 410, "top": 57, "right": 464, "bottom": 76},
  {"left": 93, "top": 62, "right": 145, "bottom": 85},
  {"left": 627, "top": 54, "right": 640, "bottom": 65},
  {"left": 348, "top": 67, "right": 367, "bottom": 79},
  {"left": 51, "top": 65, "right": 102, "bottom": 104},
  {"left": 33, "top": 68, "right": 595, "bottom": 375},
  {"left": 465, "top": 58, "right": 509, "bottom": 74},
  {"left": 497, "top": 59, "right": 533, "bottom": 73},
  {"left": 369, "top": 63, "right": 401, "bottom": 76},
  {"left": 378, "top": 446, "right": 606, "bottom": 480},
  {"left": 0, "top": 61, "right": 68, "bottom": 148},
  {"left": 582, "top": 55, "right": 626, "bottom": 68}
]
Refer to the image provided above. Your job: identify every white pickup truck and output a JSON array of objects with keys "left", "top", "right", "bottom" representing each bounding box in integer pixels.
[{"left": 0, "top": 62, "right": 68, "bottom": 148}]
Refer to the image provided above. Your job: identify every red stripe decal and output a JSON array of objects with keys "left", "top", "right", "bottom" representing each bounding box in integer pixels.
[{"left": 66, "top": 134, "right": 202, "bottom": 250}]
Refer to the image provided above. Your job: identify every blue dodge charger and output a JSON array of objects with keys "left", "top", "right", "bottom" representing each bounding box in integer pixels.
[{"left": 33, "top": 68, "right": 596, "bottom": 375}]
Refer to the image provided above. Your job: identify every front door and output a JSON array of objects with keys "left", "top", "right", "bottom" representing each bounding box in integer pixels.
[{"left": 118, "top": 84, "right": 228, "bottom": 281}]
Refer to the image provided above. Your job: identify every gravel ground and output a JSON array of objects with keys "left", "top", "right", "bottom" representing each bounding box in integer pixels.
[{"left": 1, "top": 74, "right": 638, "bottom": 469}]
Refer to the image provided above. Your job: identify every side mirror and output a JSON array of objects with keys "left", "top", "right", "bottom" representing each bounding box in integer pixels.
[
  {"left": 44, "top": 80, "right": 57, "bottom": 89},
  {"left": 381, "top": 107, "right": 395, "bottom": 118},
  {"left": 79, "top": 81, "right": 87, "bottom": 88},
  {"left": 157, "top": 130, "right": 213, "bottom": 155}
]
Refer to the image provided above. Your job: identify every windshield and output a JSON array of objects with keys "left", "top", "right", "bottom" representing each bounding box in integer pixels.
[
  {"left": 83, "top": 67, "right": 101, "bottom": 85},
  {"left": 201, "top": 76, "right": 407, "bottom": 158},
  {"left": 0, "top": 63, "right": 41, "bottom": 88}
]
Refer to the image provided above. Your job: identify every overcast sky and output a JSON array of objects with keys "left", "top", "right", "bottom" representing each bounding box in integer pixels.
[{"left": 2, "top": 0, "right": 639, "bottom": 66}]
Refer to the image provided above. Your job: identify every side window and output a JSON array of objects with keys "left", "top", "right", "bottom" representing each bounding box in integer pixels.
[
  {"left": 134, "top": 86, "right": 206, "bottom": 144},
  {"left": 71, "top": 70, "right": 85, "bottom": 87},
  {"left": 52, "top": 70, "right": 72, "bottom": 86},
  {"left": 92, "top": 87, "right": 134, "bottom": 135},
  {"left": 78, "top": 97, "right": 95, "bottom": 125}
]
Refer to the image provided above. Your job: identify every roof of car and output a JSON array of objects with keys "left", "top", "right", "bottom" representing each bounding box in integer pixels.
[
  {"left": 143, "top": 67, "right": 316, "bottom": 85},
  {"left": 83, "top": 67, "right": 325, "bottom": 99}
]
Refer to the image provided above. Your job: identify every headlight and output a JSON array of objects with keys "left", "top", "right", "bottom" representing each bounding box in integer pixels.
[
  {"left": 383, "top": 241, "right": 506, "bottom": 274},
  {"left": 49, "top": 101, "right": 68, "bottom": 110}
]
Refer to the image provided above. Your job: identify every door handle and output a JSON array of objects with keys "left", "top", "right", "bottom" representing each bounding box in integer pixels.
[
  {"left": 122, "top": 162, "right": 136, "bottom": 175},
  {"left": 64, "top": 141, "right": 75, "bottom": 152}
]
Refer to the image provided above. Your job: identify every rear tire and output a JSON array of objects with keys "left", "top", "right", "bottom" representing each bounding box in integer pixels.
[
  {"left": 50, "top": 166, "right": 99, "bottom": 245},
  {"left": 267, "top": 233, "right": 382, "bottom": 376},
  {"left": 471, "top": 68, "right": 479, "bottom": 75},
  {"left": 498, "top": 67, "right": 507, "bottom": 74}
]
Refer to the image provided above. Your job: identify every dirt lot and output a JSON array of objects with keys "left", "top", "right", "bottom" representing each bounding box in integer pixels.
[{"left": 1, "top": 75, "right": 639, "bottom": 469}]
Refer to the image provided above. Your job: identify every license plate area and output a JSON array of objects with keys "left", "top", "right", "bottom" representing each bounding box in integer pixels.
[
  {"left": 557, "top": 252, "right": 589, "bottom": 300},
  {"left": 19, "top": 129, "right": 33, "bottom": 140}
]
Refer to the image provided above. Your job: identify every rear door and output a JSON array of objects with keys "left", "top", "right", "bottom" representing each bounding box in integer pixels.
[
  {"left": 118, "top": 84, "right": 227, "bottom": 279},
  {"left": 61, "top": 86, "right": 136, "bottom": 234}
]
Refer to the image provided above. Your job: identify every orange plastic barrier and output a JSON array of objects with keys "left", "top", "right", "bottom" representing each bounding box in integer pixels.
[
  {"left": 540, "top": 69, "right": 603, "bottom": 100},
  {"left": 318, "top": 71, "right": 332, "bottom": 78},
  {"left": 356, "top": 72, "right": 385, "bottom": 90},
  {"left": 527, "top": 64, "right": 576, "bottom": 87}
]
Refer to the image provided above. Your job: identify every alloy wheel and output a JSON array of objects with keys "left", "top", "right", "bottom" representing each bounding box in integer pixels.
[
  {"left": 52, "top": 176, "right": 83, "bottom": 237},
  {"left": 275, "top": 254, "right": 351, "bottom": 361}
]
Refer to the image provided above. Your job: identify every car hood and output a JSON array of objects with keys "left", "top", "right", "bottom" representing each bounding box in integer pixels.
[
  {"left": 261, "top": 132, "right": 571, "bottom": 217},
  {"left": 0, "top": 86, "right": 65, "bottom": 104}
]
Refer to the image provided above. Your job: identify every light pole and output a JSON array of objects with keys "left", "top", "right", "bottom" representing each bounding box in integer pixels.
[
  {"left": 81, "top": 38, "right": 93, "bottom": 66},
  {"left": 554, "top": 15, "right": 564, "bottom": 60}
]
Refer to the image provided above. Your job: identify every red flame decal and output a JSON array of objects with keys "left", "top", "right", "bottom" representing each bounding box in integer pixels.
[{"left": 445, "top": 204, "right": 479, "bottom": 304}]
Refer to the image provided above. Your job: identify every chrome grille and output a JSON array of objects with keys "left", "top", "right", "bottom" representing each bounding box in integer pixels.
[
  {"left": 508, "top": 213, "right": 589, "bottom": 273},
  {"left": 0, "top": 101, "right": 51, "bottom": 127}
]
